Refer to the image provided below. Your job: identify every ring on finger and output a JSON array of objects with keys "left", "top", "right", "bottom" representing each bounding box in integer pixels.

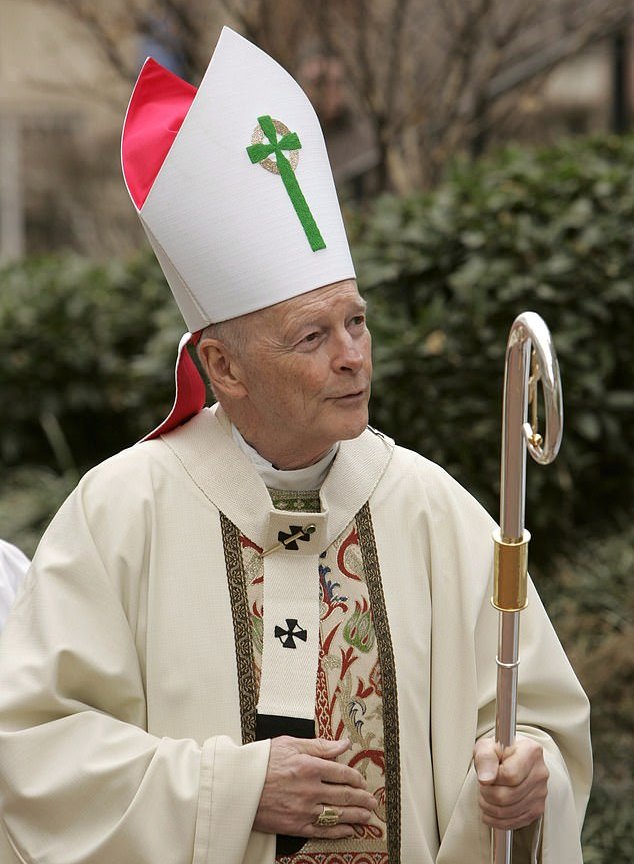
[{"left": 314, "top": 805, "right": 340, "bottom": 827}]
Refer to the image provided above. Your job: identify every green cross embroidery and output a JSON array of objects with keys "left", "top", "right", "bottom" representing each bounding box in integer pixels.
[{"left": 246, "top": 115, "right": 326, "bottom": 252}]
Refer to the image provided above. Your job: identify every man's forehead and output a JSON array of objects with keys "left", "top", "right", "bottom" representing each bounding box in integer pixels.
[
  {"left": 269, "top": 279, "right": 363, "bottom": 322},
  {"left": 228, "top": 279, "right": 364, "bottom": 347}
]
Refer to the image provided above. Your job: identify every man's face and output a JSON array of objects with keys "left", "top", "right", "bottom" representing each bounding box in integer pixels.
[{"left": 235, "top": 279, "right": 372, "bottom": 468}]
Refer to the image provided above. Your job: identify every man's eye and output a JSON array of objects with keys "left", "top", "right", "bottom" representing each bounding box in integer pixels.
[
  {"left": 351, "top": 315, "right": 365, "bottom": 327},
  {"left": 302, "top": 332, "right": 320, "bottom": 344}
]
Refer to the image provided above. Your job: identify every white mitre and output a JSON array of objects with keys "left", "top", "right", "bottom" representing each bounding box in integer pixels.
[
  {"left": 122, "top": 26, "right": 355, "bottom": 331},
  {"left": 121, "top": 27, "right": 355, "bottom": 439}
]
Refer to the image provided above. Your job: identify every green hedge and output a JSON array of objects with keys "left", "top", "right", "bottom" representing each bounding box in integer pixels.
[
  {"left": 0, "top": 254, "right": 183, "bottom": 471},
  {"left": 354, "top": 134, "right": 634, "bottom": 557}
]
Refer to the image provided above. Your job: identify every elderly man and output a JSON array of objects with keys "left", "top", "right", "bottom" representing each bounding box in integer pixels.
[{"left": 0, "top": 28, "right": 590, "bottom": 864}]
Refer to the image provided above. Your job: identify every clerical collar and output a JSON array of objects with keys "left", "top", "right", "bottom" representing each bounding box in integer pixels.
[{"left": 231, "top": 425, "right": 339, "bottom": 490}]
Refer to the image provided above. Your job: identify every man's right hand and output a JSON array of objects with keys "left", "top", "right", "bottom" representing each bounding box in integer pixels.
[{"left": 253, "top": 736, "right": 378, "bottom": 839}]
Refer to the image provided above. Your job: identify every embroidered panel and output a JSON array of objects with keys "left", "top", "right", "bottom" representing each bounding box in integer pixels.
[{"left": 221, "top": 495, "right": 399, "bottom": 864}]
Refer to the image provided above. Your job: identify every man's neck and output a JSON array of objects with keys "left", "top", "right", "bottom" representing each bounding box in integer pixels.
[
  {"left": 230, "top": 424, "right": 331, "bottom": 470},
  {"left": 231, "top": 425, "right": 339, "bottom": 491}
]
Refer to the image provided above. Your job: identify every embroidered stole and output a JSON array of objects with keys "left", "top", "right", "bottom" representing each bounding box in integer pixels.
[{"left": 221, "top": 491, "right": 401, "bottom": 863}]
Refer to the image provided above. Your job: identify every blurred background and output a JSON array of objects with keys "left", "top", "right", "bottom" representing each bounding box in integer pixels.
[{"left": 0, "top": 1, "right": 632, "bottom": 860}]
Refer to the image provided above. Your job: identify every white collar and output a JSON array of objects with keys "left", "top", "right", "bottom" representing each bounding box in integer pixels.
[
  {"left": 162, "top": 405, "right": 395, "bottom": 551},
  {"left": 231, "top": 424, "right": 339, "bottom": 491}
]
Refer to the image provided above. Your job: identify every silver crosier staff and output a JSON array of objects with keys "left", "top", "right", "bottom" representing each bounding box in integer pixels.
[{"left": 491, "top": 312, "right": 563, "bottom": 864}]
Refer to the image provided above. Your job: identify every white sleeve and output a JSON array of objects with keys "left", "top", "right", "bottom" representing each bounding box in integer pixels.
[{"left": 0, "top": 484, "right": 273, "bottom": 864}]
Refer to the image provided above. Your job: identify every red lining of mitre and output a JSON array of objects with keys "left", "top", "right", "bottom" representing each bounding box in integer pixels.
[
  {"left": 141, "top": 331, "right": 207, "bottom": 442},
  {"left": 122, "top": 58, "right": 197, "bottom": 210}
]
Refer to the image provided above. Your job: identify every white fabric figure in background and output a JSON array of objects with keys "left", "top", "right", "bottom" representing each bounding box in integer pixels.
[
  {"left": 0, "top": 539, "right": 29, "bottom": 632},
  {"left": 0, "top": 27, "right": 591, "bottom": 864}
]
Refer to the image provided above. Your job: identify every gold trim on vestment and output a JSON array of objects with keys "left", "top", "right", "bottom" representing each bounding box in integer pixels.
[
  {"left": 220, "top": 512, "right": 258, "bottom": 743},
  {"left": 356, "top": 502, "right": 402, "bottom": 863}
]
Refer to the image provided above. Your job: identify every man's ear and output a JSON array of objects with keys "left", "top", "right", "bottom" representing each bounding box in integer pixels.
[{"left": 198, "top": 338, "right": 248, "bottom": 399}]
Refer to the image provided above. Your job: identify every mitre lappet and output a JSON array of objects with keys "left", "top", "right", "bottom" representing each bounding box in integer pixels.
[{"left": 121, "top": 26, "right": 356, "bottom": 439}]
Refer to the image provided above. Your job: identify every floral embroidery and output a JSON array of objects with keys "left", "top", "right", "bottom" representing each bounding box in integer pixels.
[
  {"left": 337, "top": 527, "right": 363, "bottom": 581},
  {"left": 319, "top": 564, "right": 348, "bottom": 619},
  {"left": 251, "top": 601, "right": 264, "bottom": 658},
  {"left": 369, "top": 659, "right": 382, "bottom": 697},
  {"left": 343, "top": 598, "right": 375, "bottom": 653}
]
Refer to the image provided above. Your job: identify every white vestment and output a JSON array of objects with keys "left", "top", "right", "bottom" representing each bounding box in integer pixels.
[{"left": 0, "top": 406, "right": 591, "bottom": 864}]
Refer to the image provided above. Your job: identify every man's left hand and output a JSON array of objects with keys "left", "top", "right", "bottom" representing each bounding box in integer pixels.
[{"left": 474, "top": 736, "right": 549, "bottom": 830}]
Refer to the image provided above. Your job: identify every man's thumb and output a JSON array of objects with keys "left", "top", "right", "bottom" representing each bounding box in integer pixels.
[{"left": 474, "top": 740, "right": 502, "bottom": 784}]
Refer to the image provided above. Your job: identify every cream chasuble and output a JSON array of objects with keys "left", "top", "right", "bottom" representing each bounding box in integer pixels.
[{"left": 0, "top": 406, "right": 591, "bottom": 864}]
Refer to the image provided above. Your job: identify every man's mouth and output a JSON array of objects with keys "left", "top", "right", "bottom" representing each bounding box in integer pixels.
[{"left": 331, "top": 388, "right": 367, "bottom": 401}]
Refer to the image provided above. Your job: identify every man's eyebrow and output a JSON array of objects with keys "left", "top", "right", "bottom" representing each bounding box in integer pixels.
[
  {"left": 282, "top": 296, "right": 368, "bottom": 338},
  {"left": 346, "top": 298, "right": 368, "bottom": 318}
]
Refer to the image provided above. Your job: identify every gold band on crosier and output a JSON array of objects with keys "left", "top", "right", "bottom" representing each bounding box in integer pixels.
[
  {"left": 314, "top": 805, "right": 340, "bottom": 827},
  {"left": 491, "top": 528, "right": 531, "bottom": 612}
]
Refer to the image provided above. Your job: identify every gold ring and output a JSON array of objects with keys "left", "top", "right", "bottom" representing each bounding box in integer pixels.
[{"left": 314, "top": 805, "right": 340, "bottom": 827}]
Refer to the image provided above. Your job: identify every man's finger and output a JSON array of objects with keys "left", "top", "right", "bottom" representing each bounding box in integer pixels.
[
  {"left": 316, "top": 756, "right": 369, "bottom": 789},
  {"left": 497, "top": 738, "right": 547, "bottom": 787},
  {"left": 319, "top": 781, "right": 378, "bottom": 811},
  {"left": 479, "top": 777, "right": 534, "bottom": 811},
  {"left": 293, "top": 736, "right": 351, "bottom": 760}
]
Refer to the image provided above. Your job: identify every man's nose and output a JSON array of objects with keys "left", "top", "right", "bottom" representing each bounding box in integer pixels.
[{"left": 333, "top": 332, "right": 365, "bottom": 373}]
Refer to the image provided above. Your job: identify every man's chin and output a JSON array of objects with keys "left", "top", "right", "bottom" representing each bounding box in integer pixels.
[{"left": 336, "top": 411, "right": 370, "bottom": 443}]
